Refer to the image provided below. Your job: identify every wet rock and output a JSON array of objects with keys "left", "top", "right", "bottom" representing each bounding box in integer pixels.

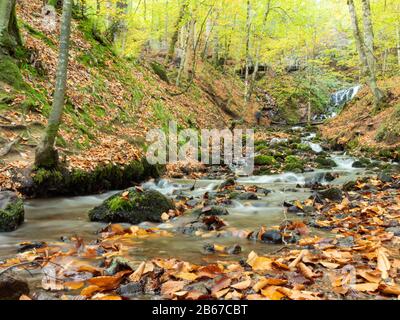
[
  {"left": 192, "top": 206, "right": 229, "bottom": 216},
  {"left": 0, "top": 274, "right": 29, "bottom": 300},
  {"left": 0, "top": 191, "right": 25, "bottom": 232},
  {"left": 378, "top": 172, "right": 393, "bottom": 183},
  {"left": 315, "top": 188, "right": 343, "bottom": 202},
  {"left": 117, "top": 282, "right": 144, "bottom": 297},
  {"left": 18, "top": 241, "right": 46, "bottom": 253},
  {"left": 88, "top": 189, "right": 175, "bottom": 224},
  {"left": 352, "top": 158, "right": 371, "bottom": 168},
  {"left": 287, "top": 206, "right": 302, "bottom": 214},
  {"left": 343, "top": 181, "right": 357, "bottom": 191},
  {"left": 386, "top": 227, "right": 400, "bottom": 236},
  {"left": 186, "top": 199, "right": 200, "bottom": 208},
  {"left": 261, "top": 230, "right": 282, "bottom": 244},
  {"left": 178, "top": 221, "right": 207, "bottom": 235},
  {"left": 226, "top": 244, "right": 242, "bottom": 255},
  {"left": 236, "top": 192, "right": 259, "bottom": 200},
  {"left": 219, "top": 177, "right": 236, "bottom": 189},
  {"left": 315, "top": 156, "right": 337, "bottom": 169}
]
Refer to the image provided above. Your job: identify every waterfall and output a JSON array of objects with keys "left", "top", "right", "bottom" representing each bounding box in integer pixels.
[{"left": 331, "top": 85, "right": 361, "bottom": 107}]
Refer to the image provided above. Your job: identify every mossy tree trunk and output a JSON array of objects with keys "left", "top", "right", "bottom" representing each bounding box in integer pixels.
[
  {"left": 0, "top": 0, "right": 22, "bottom": 56},
  {"left": 166, "top": 0, "right": 188, "bottom": 63},
  {"left": 35, "top": 0, "right": 73, "bottom": 169},
  {"left": 347, "top": 0, "right": 384, "bottom": 109}
]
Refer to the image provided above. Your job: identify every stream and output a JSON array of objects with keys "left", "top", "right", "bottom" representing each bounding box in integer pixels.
[{"left": 0, "top": 151, "right": 366, "bottom": 265}]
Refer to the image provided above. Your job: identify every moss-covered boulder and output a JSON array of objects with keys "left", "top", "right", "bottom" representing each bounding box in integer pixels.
[
  {"left": 0, "top": 191, "right": 25, "bottom": 232},
  {"left": 315, "top": 156, "right": 337, "bottom": 169},
  {"left": 88, "top": 189, "right": 175, "bottom": 224},
  {"left": 283, "top": 155, "right": 304, "bottom": 172},
  {"left": 254, "top": 155, "right": 276, "bottom": 166}
]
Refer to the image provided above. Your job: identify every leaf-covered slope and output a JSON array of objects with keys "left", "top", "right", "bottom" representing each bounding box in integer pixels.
[
  {"left": 321, "top": 77, "right": 400, "bottom": 158},
  {"left": 0, "top": 0, "right": 260, "bottom": 188}
]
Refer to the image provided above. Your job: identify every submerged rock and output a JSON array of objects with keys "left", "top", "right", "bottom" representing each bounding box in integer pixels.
[
  {"left": 261, "top": 230, "right": 282, "bottom": 244},
  {"left": 88, "top": 189, "right": 175, "bottom": 224},
  {"left": 0, "top": 191, "right": 25, "bottom": 232},
  {"left": 0, "top": 274, "right": 29, "bottom": 300}
]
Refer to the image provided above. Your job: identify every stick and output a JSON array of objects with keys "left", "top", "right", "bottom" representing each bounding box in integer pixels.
[{"left": 0, "top": 137, "right": 21, "bottom": 157}]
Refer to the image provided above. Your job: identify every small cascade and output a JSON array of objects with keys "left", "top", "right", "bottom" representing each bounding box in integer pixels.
[
  {"left": 331, "top": 155, "right": 356, "bottom": 170},
  {"left": 238, "top": 172, "right": 306, "bottom": 185}
]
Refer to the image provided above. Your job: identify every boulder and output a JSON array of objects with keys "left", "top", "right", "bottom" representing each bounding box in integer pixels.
[
  {"left": 0, "top": 191, "right": 25, "bottom": 232},
  {"left": 88, "top": 189, "right": 175, "bottom": 224},
  {"left": 315, "top": 156, "right": 337, "bottom": 169},
  {"left": 0, "top": 274, "right": 29, "bottom": 300},
  {"left": 192, "top": 206, "right": 229, "bottom": 216},
  {"left": 261, "top": 230, "right": 282, "bottom": 244},
  {"left": 316, "top": 188, "right": 343, "bottom": 202}
]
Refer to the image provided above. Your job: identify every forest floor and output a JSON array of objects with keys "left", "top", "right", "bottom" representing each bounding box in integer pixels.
[{"left": 0, "top": 0, "right": 263, "bottom": 191}]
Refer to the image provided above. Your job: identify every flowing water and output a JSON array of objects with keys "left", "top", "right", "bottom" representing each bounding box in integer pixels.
[{"left": 0, "top": 150, "right": 365, "bottom": 265}]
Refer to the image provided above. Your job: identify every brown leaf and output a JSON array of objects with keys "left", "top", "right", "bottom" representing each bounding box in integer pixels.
[
  {"left": 231, "top": 279, "right": 251, "bottom": 290},
  {"left": 212, "top": 277, "right": 232, "bottom": 295},
  {"left": 161, "top": 280, "right": 186, "bottom": 298}
]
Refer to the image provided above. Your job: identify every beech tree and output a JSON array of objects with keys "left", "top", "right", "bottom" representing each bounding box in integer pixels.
[
  {"left": 0, "top": 0, "right": 22, "bottom": 56},
  {"left": 347, "top": 0, "right": 385, "bottom": 109},
  {"left": 35, "top": 0, "right": 73, "bottom": 168}
]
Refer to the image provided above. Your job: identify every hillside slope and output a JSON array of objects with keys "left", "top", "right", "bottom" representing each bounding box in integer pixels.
[
  {"left": 321, "top": 77, "right": 400, "bottom": 159},
  {"left": 0, "top": 0, "right": 261, "bottom": 190}
]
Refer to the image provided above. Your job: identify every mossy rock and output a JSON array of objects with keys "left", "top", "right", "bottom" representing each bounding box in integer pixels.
[
  {"left": 352, "top": 158, "right": 371, "bottom": 168},
  {"left": 88, "top": 189, "right": 175, "bottom": 224},
  {"left": 296, "top": 143, "right": 312, "bottom": 152},
  {"left": 315, "top": 156, "right": 337, "bottom": 169},
  {"left": 254, "top": 155, "right": 276, "bottom": 166},
  {"left": 0, "top": 191, "right": 25, "bottom": 232},
  {"left": 283, "top": 155, "right": 304, "bottom": 172}
]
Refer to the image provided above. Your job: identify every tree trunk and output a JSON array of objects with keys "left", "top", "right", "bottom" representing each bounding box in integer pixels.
[
  {"left": 361, "top": 0, "right": 384, "bottom": 107},
  {"left": 247, "top": 0, "right": 271, "bottom": 102},
  {"left": 347, "top": 0, "right": 384, "bottom": 109},
  {"left": 396, "top": 24, "right": 400, "bottom": 67},
  {"left": 0, "top": 0, "right": 21, "bottom": 55},
  {"left": 244, "top": 0, "right": 251, "bottom": 103},
  {"left": 35, "top": 0, "right": 73, "bottom": 169},
  {"left": 347, "top": 0, "right": 369, "bottom": 76},
  {"left": 166, "top": 0, "right": 188, "bottom": 63}
]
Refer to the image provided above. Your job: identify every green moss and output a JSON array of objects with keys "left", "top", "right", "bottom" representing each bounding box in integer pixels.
[
  {"left": 22, "top": 23, "right": 56, "bottom": 48},
  {"left": 283, "top": 155, "right": 304, "bottom": 172},
  {"left": 296, "top": 143, "right": 312, "bottom": 152},
  {"left": 0, "top": 199, "right": 24, "bottom": 232},
  {"left": 33, "top": 168, "right": 63, "bottom": 184},
  {"left": 0, "top": 54, "right": 25, "bottom": 89},
  {"left": 107, "top": 194, "right": 135, "bottom": 212},
  {"left": 315, "top": 156, "right": 337, "bottom": 168},
  {"left": 254, "top": 155, "right": 276, "bottom": 166},
  {"left": 150, "top": 62, "right": 170, "bottom": 84}
]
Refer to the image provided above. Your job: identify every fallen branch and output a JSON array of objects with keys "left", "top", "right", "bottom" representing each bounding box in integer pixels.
[
  {"left": 0, "top": 137, "right": 21, "bottom": 157},
  {"left": 0, "top": 124, "right": 27, "bottom": 130}
]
